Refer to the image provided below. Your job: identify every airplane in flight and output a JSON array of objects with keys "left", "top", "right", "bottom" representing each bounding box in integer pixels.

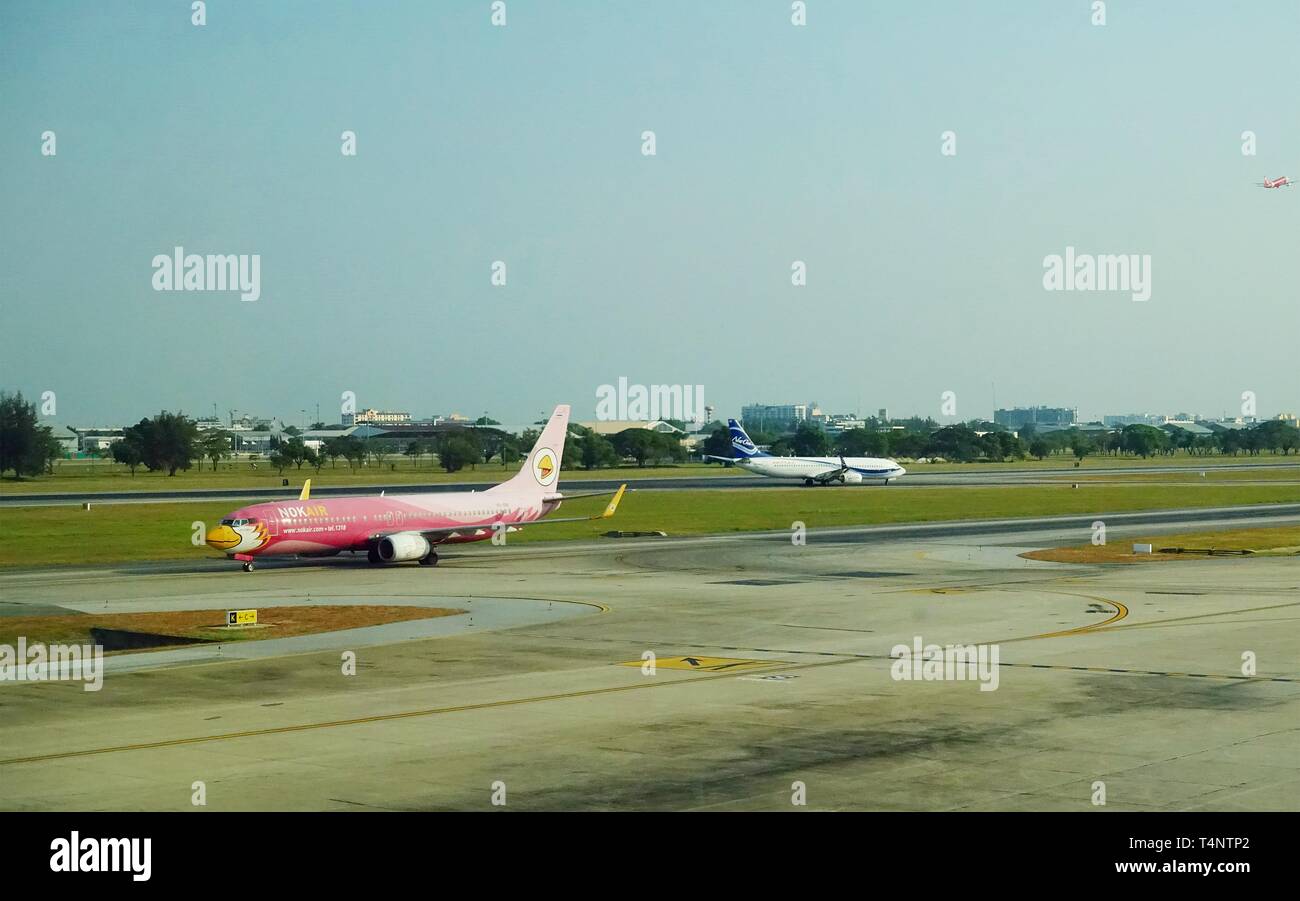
[
  {"left": 1256, "top": 176, "right": 1293, "bottom": 189},
  {"left": 204, "top": 404, "right": 625, "bottom": 571},
  {"left": 705, "top": 419, "right": 906, "bottom": 486}
]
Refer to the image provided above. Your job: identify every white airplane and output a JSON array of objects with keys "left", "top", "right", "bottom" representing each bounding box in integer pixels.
[{"left": 706, "top": 419, "right": 906, "bottom": 486}]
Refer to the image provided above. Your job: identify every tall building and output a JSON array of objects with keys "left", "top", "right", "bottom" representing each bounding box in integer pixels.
[
  {"left": 994, "top": 406, "right": 1076, "bottom": 429},
  {"left": 740, "top": 403, "right": 808, "bottom": 430}
]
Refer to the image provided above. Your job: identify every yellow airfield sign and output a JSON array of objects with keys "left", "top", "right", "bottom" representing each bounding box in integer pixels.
[{"left": 226, "top": 609, "right": 258, "bottom": 627}]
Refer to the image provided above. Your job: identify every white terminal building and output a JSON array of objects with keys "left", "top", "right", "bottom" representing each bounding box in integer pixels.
[{"left": 343, "top": 409, "right": 413, "bottom": 427}]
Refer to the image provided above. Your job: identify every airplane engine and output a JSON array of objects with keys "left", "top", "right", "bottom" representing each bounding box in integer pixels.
[
  {"left": 377, "top": 533, "right": 432, "bottom": 562},
  {"left": 840, "top": 470, "right": 863, "bottom": 484}
]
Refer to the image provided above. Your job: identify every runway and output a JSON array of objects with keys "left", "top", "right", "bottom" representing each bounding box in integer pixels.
[
  {"left": 6, "top": 460, "right": 1300, "bottom": 506},
  {"left": 2, "top": 506, "right": 1297, "bottom": 811}
]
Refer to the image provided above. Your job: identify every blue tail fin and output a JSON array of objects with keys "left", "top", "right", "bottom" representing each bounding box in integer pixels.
[{"left": 728, "top": 419, "right": 768, "bottom": 458}]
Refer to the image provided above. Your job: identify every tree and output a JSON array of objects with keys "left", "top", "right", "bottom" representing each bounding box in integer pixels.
[
  {"left": 404, "top": 439, "right": 425, "bottom": 468},
  {"left": 994, "top": 431, "right": 1025, "bottom": 461},
  {"left": 699, "top": 426, "right": 733, "bottom": 461},
  {"left": 609, "top": 428, "right": 683, "bottom": 467},
  {"left": 339, "top": 436, "right": 366, "bottom": 471},
  {"left": 1120, "top": 424, "right": 1165, "bottom": 459},
  {"left": 1029, "top": 438, "right": 1051, "bottom": 461},
  {"left": 579, "top": 430, "right": 619, "bottom": 470},
  {"left": 497, "top": 438, "right": 522, "bottom": 466},
  {"left": 321, "top": 437, "right": 346, "bottom": 468},
  {"left": 111, "top": 435, "right": 145, "bottom": 475},
  {"left": 791, "top": 422, "right": 830, "bottom": 456},
  {"left": 268, "top": 449, "right": 291, "bottom": 475},
  {"left": 888, "top": 431, "right": 927, "bottom": 459},
  {"left": 836, "top": 428, "right": 888, "bottom": 457},
  {"left": 1255, "top": 420, "right": 1298, "bottom": 455},
  {"left": 768, "top": 438, "right": 794, "bottom": 457},
  {"left": 201, "top": 431, "right": 231, "bottom": 471},
  {"left": 435, "top": 432, "right": 481, "bottom": 472},
  {"left": 926, "top": 424, "right": 980, "bottom": 462},
  {"left": 30, "top": 428, "right": 62, "bottom": 475},
  {"left": 477, "top": 431, "right": 504, "bottom": 465},
  {"left": 976, "top": 432, "right": 1005, "bottom": 462},
  {"left": 124, "top": 411, "right": 200, "bottom": 476},
  {"left": 0, "top": 391, "right": 52, "bottom": 479},
  {"left": 280, "top": 438, "right": 315, "bottom": 470},
  {"left": 611, "top": 429, "right": 659, "bottom": 467},
  {"left": 1071, "top": 434, "right": 1093, "bottom": 462}
]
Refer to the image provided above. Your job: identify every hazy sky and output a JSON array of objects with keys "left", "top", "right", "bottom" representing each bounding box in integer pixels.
[{"left": 3, "top": 0, "right": 1297, "bottom": 427}]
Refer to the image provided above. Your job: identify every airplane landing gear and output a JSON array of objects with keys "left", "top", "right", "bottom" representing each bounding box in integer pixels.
[
  {"left": 367, "top": 546, "right": 381, "bottom": 564},
  {"left": 242, "top": 561, "right": 254, "bottom": 572},
  {"left": 804, "top": 478, "right": 815, "bottom": 487},
  {"left": 418, "top": 551, "right": 439, "bottom": 567}
]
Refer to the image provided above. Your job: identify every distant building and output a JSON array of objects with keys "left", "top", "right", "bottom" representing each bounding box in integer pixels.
[
  {"left": 741, "top": 403, "right": 808, "bottom": 430},
  {"left": 67, "top": 426, "right": 125, "bottom": 453},
  {"left": 1034, "top": 421, "right": 1110, "bottom": 435},
  {"left": 46, "top": 425, "right": 79, "bottom": 457},
  {"left": 995, "top": 406, "right": 1076, "bottom": 429},
  {"left": 1162, "top": 421, "right": 1215, "bottom": 438},
  {"left": 343, "top": 409, "right": 412, "bottom": 427},
  {"left": 579, "top": 420, "right": 685, "bottom": 436},
  {"left": 1103, "top": 413, "right": 1165, "bottom": 427},
  {"left": 824, "top": 414, "right": 866, "bottom": 434}
]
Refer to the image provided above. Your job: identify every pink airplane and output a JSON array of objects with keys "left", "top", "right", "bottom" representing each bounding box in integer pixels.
[
  {"left": 1256, "top": 176, "right": 1293, "bottom": 189},
  {"left": 204, "top": 405, "right": 626, "bottom": 572}
]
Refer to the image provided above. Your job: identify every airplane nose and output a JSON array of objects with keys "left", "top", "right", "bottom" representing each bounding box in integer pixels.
[{"left": 205, "top": 525, "right": 241, "bottom": 550}]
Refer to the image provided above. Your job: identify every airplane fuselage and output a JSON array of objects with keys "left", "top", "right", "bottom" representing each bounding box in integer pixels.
[
  {"left": 735, "top": 455, "right": 905, "bottom": 483},
  {"left": 207, "top": 490, "right": 562, "bottom": 558}
]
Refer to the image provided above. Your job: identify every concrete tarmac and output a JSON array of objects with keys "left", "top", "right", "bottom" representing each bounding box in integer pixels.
[{"left": 1, "top": 508, "right": 1297, "bottom": 811}]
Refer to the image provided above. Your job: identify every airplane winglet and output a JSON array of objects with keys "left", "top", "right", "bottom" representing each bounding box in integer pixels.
[
  {"left": 299, "top": 479, "right": 311, "bottom": 501},
  {"left": 601, "top": 484, "right": 627, "bottom": 519}
]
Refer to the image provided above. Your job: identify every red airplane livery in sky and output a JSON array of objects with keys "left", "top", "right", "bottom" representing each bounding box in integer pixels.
[
  {"left": 204, "top": 405, "right": 625, "bottom": 571},
  {"left": 1256, "top": 176, "right": 1293, "bottom": 188}
]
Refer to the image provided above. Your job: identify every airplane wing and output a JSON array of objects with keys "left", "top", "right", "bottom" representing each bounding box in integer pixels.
[
  {"left": 703, "top": 454, "right": 739, "bottom": 463},
  {"left": 808, "top": 458, "right": 851, "bottom": 484},
  {"left": 378, "top": 484, "right": 628, "bottom": 543},
  {"left": 541, "top": 487, "right": 624, "bottom": 502}
]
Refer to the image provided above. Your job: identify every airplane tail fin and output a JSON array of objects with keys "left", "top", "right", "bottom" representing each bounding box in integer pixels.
[
  {"left": 492, "top": 404, "right": 571, "bottom": 496},
  {"left": 727, "top": 419, "right": 768, "bottom": 458}
]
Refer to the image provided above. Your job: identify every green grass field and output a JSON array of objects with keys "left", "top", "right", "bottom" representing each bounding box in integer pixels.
[
  {"left": 1049, "top": 467, "right": 1300, "bottom": 483},
  {"left": 3, "top": 452, "right": 1296, "bottom": 496},
  {"left": 0, "top": 460, "right": 734, "bottom": 494},
  {"left": 4, "top": 481, "right": 1299, "bottom": 568}
]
